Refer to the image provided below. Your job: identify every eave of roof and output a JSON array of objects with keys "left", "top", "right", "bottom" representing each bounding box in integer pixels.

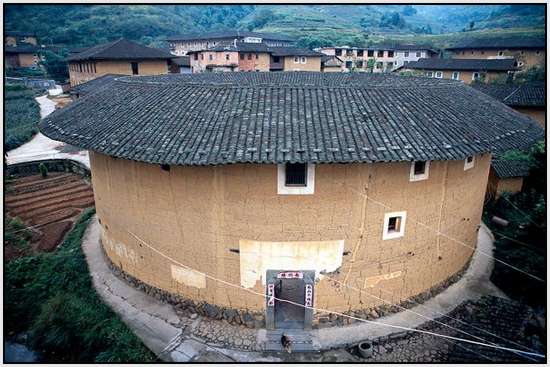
[
  {"left": 491, "top": 159, "right": 531, "bottom": 178},
  {"left": 40, "top": 72, "right": 544, "bottom": 167},
  {"left": 404, "top": 58, "right": 517, "bottom": 71}
]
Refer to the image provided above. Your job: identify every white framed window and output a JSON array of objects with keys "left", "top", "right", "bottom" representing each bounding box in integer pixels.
[
  {"left": 464, "top": 156, "right": 475, "bottom": 170},
  {"left": 451, "top": 71, "right": 460, "bottom": 80},
  {"left": 435, "top": 71, "right": 443, "bottom": 79},
  {"left": 410, "top": 161, "right": 430, "bottom": 181},
  {"left": 277, "top": 163, "right": 315, "bottom": 195},
  {"left": 425, "top": 71, "right": 433, "bottom": 77},
  {"left": 498, "top": 51, "right": 504, "bottom": 56},
  {"left": 472, "top": 72, "right": 480, "bottom": 81},
  {"left": 294, "top": 56, "right": 300, "bottom": 63},
  {"left": 300, "top": 56, "right": 307, "bottom": 64},
  {"left": 415, "top": 51, "right": 421, "bottom": 57},
  {"left": 383, "top": 211, "right": 407, "bottom": 240},
  {"left": 518, "top": 61, "right": 524, "bottom": 67},
  {"left": 404, "top": 51, "right": 409, "bottom": 57}
]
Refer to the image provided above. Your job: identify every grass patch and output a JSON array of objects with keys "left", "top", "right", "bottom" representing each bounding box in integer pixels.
[
  {"left": 4, "top": 216, "right": 33, "bottom": 251},
  {"left": 5, "top": 208, "right": 157, "bottom": 362},
  {"left": 5, "top": 84, "right": 41, "bottom": 151}
]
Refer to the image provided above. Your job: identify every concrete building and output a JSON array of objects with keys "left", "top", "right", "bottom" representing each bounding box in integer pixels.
[
  {"left": 188, "top": 43, "right": 323, "bottom": 72},
  {"left": 40, "top": 72, "right": 542, "bottom": 331},
  {"left": 318, "top": 44, "right": 437, "bottom": 72},
  {"left": 487, "top": 160, "right": 531, "bottom": 199},
  {"left": 446, "top": 37, "right": 545, "bottom": 70},
  {"left": 397, "top": 58, "right": 517, "bottom": 84},
  {"left": 67, "top": 38, "right": 173, "bottom": 86},
  {"left": 166, "top": 31, "right": 296, "bottom": 56},
  {"left": 472, "top": 82, "right": 546, "bottom": 128}
]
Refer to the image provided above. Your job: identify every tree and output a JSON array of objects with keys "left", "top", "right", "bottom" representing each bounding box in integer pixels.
[
  {"left": 39, "top": 50, "right": 69, "bottom": 82},
  {"left": 402, "top": 5, "right": 417, "bottom": 16},
  {"left": 245, "top": 8, "right": 277, "bottom": 30},
  {"left": 366, "top": 58, "right": 376, "bottom": 73}
]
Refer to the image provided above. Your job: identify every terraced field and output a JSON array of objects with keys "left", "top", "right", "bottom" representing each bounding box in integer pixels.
[{"left": 5, "top": 172, "right": 94, "bottom": 259}]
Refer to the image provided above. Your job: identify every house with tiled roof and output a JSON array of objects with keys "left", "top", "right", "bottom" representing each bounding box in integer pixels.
[
  {"left": 487, "top": 159, "right": 531, "bottom": 199},
  {"left": 166, "top": 31, "right": 296, "bottom": 56},
  {"left": 472, "top": 82, "right": 546, "bottom": 128},
  {"left": 446, "top": 36, "right": 545, "bottom": 70},
  {"left": 188, "top": 43, "right": 324, "bottom": 72},
  {"left": 396, "top": 58, "right": 517, "bottom": 84},
  {"left": 67, "top": 38, "right": 173, "bottom": 86},
  {"left": 4, "top": 30, "right": 40, "bottom": 68},
  {"left": 40, "top": 72, "right": 543, "bottom": 331}
]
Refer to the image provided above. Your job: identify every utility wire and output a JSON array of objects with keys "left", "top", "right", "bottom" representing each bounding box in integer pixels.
[
  {"left": 124, "top": 229, "right": 545, "bottom": 359},
  {"left": 500, "top": 194, "right": 540, "bottom": 227}
]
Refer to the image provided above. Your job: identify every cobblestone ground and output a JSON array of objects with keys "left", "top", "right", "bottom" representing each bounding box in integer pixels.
[{"left": 190, "top": 296, "right": 546, "bottom": 362}]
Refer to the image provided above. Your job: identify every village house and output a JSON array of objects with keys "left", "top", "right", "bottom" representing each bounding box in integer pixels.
[
  {"left": 67, "top": 38, "right": 173, "bottom": 86},
  {"left": 397, "top": 58, "right": 517, "bottom": 84},
  {"left": 4, "top": 31, "right": 41, "bottom": 68},
  {"left": 317, "top": 44, "right": 437, "bottom": 72},
  {"left": 446, "top": 36, "right": 545, "bottom": 70},
  {"left": 487, "top": 160, "right": 531, "bottom": 199},
  {"left": 166, "top": 31, "right": 296, "bottom": 56},
  {"left": 472, "top": 82, "right": 546, "bottom": 128},
  {"left": 188, "top": 43, "right": 323, "bottom": 72},
  {"left": 41, "top": 72, "right": 542, "bottom": 331}
]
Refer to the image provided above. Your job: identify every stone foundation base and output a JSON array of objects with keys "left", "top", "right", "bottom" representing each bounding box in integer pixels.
[{"left": 101, "top": 241, "right": 471, "bottom": 330}]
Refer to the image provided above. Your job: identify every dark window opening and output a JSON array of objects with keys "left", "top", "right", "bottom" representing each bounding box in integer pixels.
[
  {"left": 161, "top": 164, "right": 170, "bottom": 171},
  {"left": 377, "top": 50, "right": 384, "bottom": 57},
  {"left": 367, "top": 50, "right": 374, "bottom": 57},
  {"left": 273, "top": 56, "right": 280, "bottom": 63},
  {"left": 194, "top": 53, "right": 198, "bottom": 60},
  {"left": 388, "top": 51, "right": 394, "bottom": 57},
  {"left": 414, "top": 161, "right": 426, "bottom": 175},
  {"left": 240, "top": 53, "right": 244, "bottom": 60},
  {"left": 357, "top": 49, "right": 364, "bottom": 56},
  {"left": 335, "top": 48, "right": 342, "bottom": 56},
  {"left": 247, "top": 53, "right": 252, "bottom": 60},
  {"left": 388, "top": 216, "right": 401, "bottom": 233},
  {"left": 466, "top": 156, "right": 474, "bottom": 163},
  {"left": 131, "top": 62, "right": 139, "bottom": 75},
  {"left": 285, "top": 163, "right": 307, "bottom": 186}
]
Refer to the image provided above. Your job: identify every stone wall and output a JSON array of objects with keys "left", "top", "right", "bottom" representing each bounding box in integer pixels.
[{"left": 90, "top": 151, "right": 491, "bottom": 316}]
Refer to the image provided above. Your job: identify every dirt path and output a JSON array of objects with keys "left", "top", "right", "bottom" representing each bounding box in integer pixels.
[{"left": 6, "top": 95, "right": 90, "bottom": 168}]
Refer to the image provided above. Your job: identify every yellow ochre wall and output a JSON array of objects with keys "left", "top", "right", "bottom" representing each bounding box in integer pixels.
[
  {"left": 283, "top": 56, "right": 322, "bottom": 71},
  {"left": 90, "top": 151, "right": 491, "bottom": 314},
  {"left": 69, "top": 59, "right": 168, "bottom": 86},
  {"left": 452, "top": 49, "right": 545, "bottom": 69}
]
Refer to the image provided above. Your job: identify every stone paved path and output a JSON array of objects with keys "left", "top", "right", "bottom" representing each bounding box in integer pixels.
[
  {"left": 79, "top": 215, "right": 547, "bottom": 362},
  {"left": 6, "top": 95, "right": 90, "bottom": 168}
]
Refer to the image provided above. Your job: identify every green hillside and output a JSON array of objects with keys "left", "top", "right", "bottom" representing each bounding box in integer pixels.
[{"left": 4, "top": 4, "right": 545, "bottom": 50}]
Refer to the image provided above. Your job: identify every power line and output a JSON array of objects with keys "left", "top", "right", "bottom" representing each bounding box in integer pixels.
[
  {"left": 125, "top": 229, "right": 545, "bottom": 359},
  {"left": 499, "top": 194, "right": 540, "bottom": 227},
  {"left": 346, "top": 187, "right": 544, "bottom": 283}
]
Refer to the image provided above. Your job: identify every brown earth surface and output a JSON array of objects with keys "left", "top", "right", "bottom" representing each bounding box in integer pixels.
[{"left": 5, "top": 172, "right": 94, "bottom": 260}]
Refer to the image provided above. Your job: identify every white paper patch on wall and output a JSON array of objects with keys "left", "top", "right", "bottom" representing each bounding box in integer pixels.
[
  {"left": 239, "top": 239, "right": 344, "bottom": 288},
  {"left": 171, "top": 264, "right": 207, "bottom": 289}
]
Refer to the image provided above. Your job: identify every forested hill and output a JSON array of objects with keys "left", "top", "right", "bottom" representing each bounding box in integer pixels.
[{"left": 5, "top": 4, "right": 545, "bottom": 50}]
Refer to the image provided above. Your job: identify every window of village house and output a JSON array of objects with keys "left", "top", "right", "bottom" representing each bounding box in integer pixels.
[
  {"left": 208, "top": 54, "right": 213, "bottom": 61},
  {"left": 277, "top": 163, "right": 315, "bottom": 195},
  {"left": 273, "top": 56, "right": 280, "bottom": 63},
  {"left": 131, "top": 62, "right": 139, "bottom": 75},
  {"left": 367, "top": 50, "right": 374, "bottom": 57},
  {"left": 416, "top": 52, "right": 421, "bottom": 57},
  {"left": 425, "top": 71, "right": 433, "bottom": 77},
  {"left": 335, "top": 48, "right": 342, "bottom": 56},
  {"left": 346, "top": 49, "right": 353, "bottom": 56},
  {"left": 383, "top": 211, "right": 407, "bottom": 240},
  {"left": 194, "top": 53, "right": 198, "bottom": 60},
  {"left": 247, "top": 53, "right": 252, "bottom": 60},
  {"left": 410, "top": 161, "right": 430, "bottom": 181},
  {"left": 388, "top": 51, "right": 394, "bottom": 57},
  {"left": 451, "top": 71, "right": 460, "bottom": 80},
  {"left": 93, "top": 62, "right": 96, "bottom": 73},
  {"left": 225, "top": 54, "right": 230, "bottom": 60},
  {"left": 377, "top": 50, "right": 384, "bottom": 57},
  {"left": 356, "top": 60, "right": 363, "bottom": 68},
  {"left": 472, "top": 72, "right": 481, "bottom": 81},
  {"left": 536, "top": 51, "right": 540, "bottom": 55},
  {"left": 300, "top": 56, "right": 307, "bottom": 64},
  {"left": 345, "top": 61, "right": 353, "bottom": 69},
  {"left": 435, "top": 71, "right": 443, "bottom": 78},
  {"left": 200, "top": 54, "right": 204, "bottom": 60},
  {"left": 464, "top": 156, "right": 475, "bottom": 170},
  {"left": 294, "top": 56, "right": 300, "bottom": 63},
  {"left": 357, "top": 49, "right": 364, "bottom": 56},
  {"left": 498, "top": 51, "right": 504, "bottom": 56},
  {"left": 240, "top": 53, "right": 244, "bottom": 60},
  {"left": 79, "top": 63, "right": 82, "bottom": 72},
  {"left": 404, "top": 51, "right": 409, "bottom": 57},
  {"left": 255, "top": 53, "right": 259, "bottom": 59}
]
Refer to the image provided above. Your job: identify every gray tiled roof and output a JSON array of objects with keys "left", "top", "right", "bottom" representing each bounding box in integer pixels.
[
  {"left": 66, "top": 38, "right": 172, "bottom": 61},
  {"left": 472, "top": 83, "right": 545, "bottom": 108},
  {"left": 70, "top": 74, "right": 123, "bottom": 97},
  {"left": 447, "top": 37, "right": 545, "bottom": 50},
  {"left": 191, "top": 43, "right": 323, "bottom": 57},
  {"left": 404, "top": 58, "right": 516, "bottom": 71},
  {"left": 170, "top": 56, "right": 190, "bottom": 67},
  {"left": 166, "top": 31, "right": 295, "bottom": 42},
  {"left": 492, "top": 159, "right": 531, "bottom": 178},
  {"left": 5, "top": 45, "right": 40, "bottom": 54},
  {"left": 40, "top": 72, "right": 543, "bottom": 166}
]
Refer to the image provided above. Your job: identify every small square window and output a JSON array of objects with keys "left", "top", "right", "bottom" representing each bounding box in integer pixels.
[
  {"left": 388, "top": 51, "right": 394, "bottom": 58},
  {"left": 377, "top": 51, "right": 384, "bottom": 57},
  {"left": 367, "top": 50, "right": 374, "bottom": 57},
  {"left": 240, "top": 53, "right": 244, "bottom": 60},
  {"left": 294, "top": 56, "right": 300, "bottom": 63},
  {"left": 404, "top": 51, "right": 409, "bottom": 57},
  {"left": 451, "top": 71, "right": 460, "bottom": 80},
  {"left": 300, "top": 56, "right": 306, "bottom": 64},
  {"left": 247, "top": 53, "right": 252, "bottom": 60},
  {"left": 464, "top": 156, "right": 475, "bottom": 170},
  {"left": 225, "top": 54, "right": 230, "bottom": 60},
  {"left": 277, "top": 163, "right": 315, "bottom": 195},
  {"left": 383, "top": 211, "right": 407, "bottom": 240},
  {"left": 410, "top": 161, "right": 430, "bottom": 181},
  {"left": 435, "top": 71, "right": 443, "bottom": 78},
  {"left": 426, "top": 71, "right": 433, "bottom": 77},
  {"left": 415, "top": 51, "right": 421, "bottom": 57}
]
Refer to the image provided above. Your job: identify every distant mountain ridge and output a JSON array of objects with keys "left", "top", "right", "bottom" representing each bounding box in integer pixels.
[{"left": 4, "top": 4, "right": 545, "bottom": 50}]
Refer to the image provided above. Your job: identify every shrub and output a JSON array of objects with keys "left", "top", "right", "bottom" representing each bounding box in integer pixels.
[
  {"left": 5, "top": 209, "right": 156, "bottom": 362},
  {"left": 39, "top": 163, "right": 48, "bottom": 178},
  {"left": 5, "top": 85, "right": 41, "bottom": 151}
]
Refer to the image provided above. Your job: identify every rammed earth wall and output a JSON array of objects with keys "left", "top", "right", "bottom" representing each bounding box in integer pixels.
[{"left": 90, "top": 151, "right": 491, "bottom": 315}]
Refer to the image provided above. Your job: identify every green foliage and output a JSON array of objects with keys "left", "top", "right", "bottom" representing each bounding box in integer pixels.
[
  {"left": 485, "top": 141, "right": 546, "bottom": 308},
  {"left": 514, "top": 66, "right": 545, "bottom": 83},
  {"left": 500, "top": 150, "right": 531, "bottom": 162},
  {"left": 5, "top": 209, "right": 156, "bottom": 362},
  {"left": 5, "top": 85, "right": 41, "bottom": 151},
  {"left": 39, "top": 50, "right": 69, "bottom": 82},
  {"left": 4, "top": 216, "right": 32, "bottom": 250},
  {"left": 38, "top": 163, "right": 48, "bottom": 178},
  {"left": 246, "top": 8, "right": 279, "bottom": 31},
  {"left": 379, "top": 12, "right": 406, "bottom": 29},
  {"left": 5, "top": 67, "right": 47, "bottom": 79}
]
